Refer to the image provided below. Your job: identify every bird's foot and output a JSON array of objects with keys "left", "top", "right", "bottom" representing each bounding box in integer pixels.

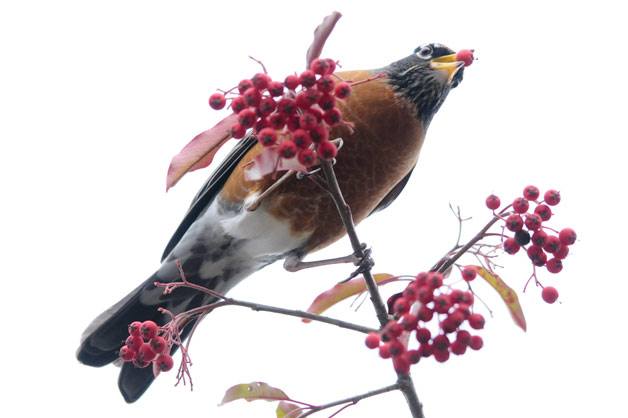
[{"left": 342, "top": 245, "right": 374, "bottom": 283}]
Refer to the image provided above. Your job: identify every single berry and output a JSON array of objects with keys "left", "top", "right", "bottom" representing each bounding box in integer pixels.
[
  {"left": 524, "top": 214, "right": 542, "bottom": 231},
  {"left": 365, "top": 332, "right": 380, "bottom": 349},
  {"left": 485, "top": 194, "right": 500, "bottom": 210},
  {"left": 318, "top": 94, "right": 336, "bottom": 111},
  {"left": 277, "top": 98, "right": 297, "bottom": 116},
  {"left": 450, "top": 340, "right": 467, "bottom": 355},
  {"left": 402, "top": 283, "right": 418, "bottom": 300},
  {"left": 434, "top": 294, "right": 452, "bottom": 314},
  {"left": 546, "top": 258, "right": 563, "bottom": 274},
  {"left": 150, "top": 336, "right": 167, "bottom": 354},
  {"left": 209, "top": 92, "right": 226, "bottom": 110},
  {"left": 292, "top": 129, "right": 312, "bottom": 149},
  {"left": 416, "top": 327, "right": 431, "bottom": 344},
  {"left": 515, "top": 230, "right": 531, "bottom": 246},
  {"left": 323, "top": 108, "right": 342, "bottom": 125},
  {"left": 230, "top": 96, "right": 247, "bottom": 113},
  {"left": 554, "top": 245, "right": 569, "bottom": 259},
  {"left": 298, "top": 149, "right": 317, "bottom": 167},
  {"left": 543, "top": 236, "right": 561, "bottom": 253},
  {"left": 316, "top": 75, "right": 335, "bottom": 93},
  {"left": 389, "top": 340, "right": 405, "bottom": 357},
  {"left": 461, "top": 291, "right": 474, "bottom": 305},
  {"left": 334, "top": 81, "right": 352, "bottom": 99},
  {"left": 417, "top": 286, "right": 434, "bottom": 304},
  {"left": 243, "top": 87, "right": 261, "bottom": 107},
  {"left": 257, "top": 128, "right": 277, "bottom": 147},
  {"left": 125, "top": 335, "right": 143, "bottom": 351},
  {"left": 527, "top": 245, "right": 548, "bottom": 266},
  {"left": 461, "top": 266, "right": 477, "bottom": 282},
  {"left": 433, "top": 349, "right": 450, "bottom": 363},
  {"left": 237, "top": 108, "right": 257, "bottom": 128},
  {"left": 503, "top": 237, "right": 521, "bottom": 254},
  {"left": 286, "top": 115, "right": 300, "bottom": 131},
  {"left": 505, "top": 214, "right": 524, "bottom": 232},
  {"left": 257, "top": 97, "right": 277, "bottom": 116},
  {"left": 251, "top": 72, "right": 270, "bottom": 90},
  {"left": 128, "top": 321, "right": 142, "bottom": 337},
  {"left": 393, "top": 355, "right": 411, "bottom": 374},
  {"left": 230, "top": 123, "right": 246, "bottom": 139},
  {"left": 310, "top": 58, "right": 331, "bottom": 75},
  {"left": 441, "top": 316, "right": 459, "bottom": 334},
  {"left": 317, "top": 141, "right": 337, "bottom": 160},
  {"left": 155, "top": 354, "right": 174, "bottom": 372},
  {"left": 559, "top": 228, "right": 577, "bottom": 245},
  {"left": 468, "top": 313, "right": 485, "bottom": 330},
  {"left": 418, "top": 343, "right": 433, "bottom": 358},
  {"left": 383, "top": 321, "right": 404, "bottom": 339},
  {"left": 456, "top": 330, "right": 472, "bottom": 346},
  {"left": 268, "top": 113, "right": 286, "bottom": 130},
  {"left": 456, "top": 49, "right": 474, "bottom": 66},
  {"left": 427, "top": 272, "right": 444, "bottom": 288},
  {"left": 296, "top": 89, "right": 321, "bottom": 109},
  {"left": 405, "top": 349, "right": 421, "bottom": 365},
  {"left": 379, "top": 343, "right": 391, "bottom": 359},
  {"left": 433, "top": 335, "right": 451, "bottom": 352},
  {"left": 278, "top": 140, "right": 298, "bottom": 158},
  {"left": 309, "top": 124, "right": 329, "bottom": 143},
  {"left": 267, "top": 81, "right": 284, "bottom": 97},
  {"left": 534, "top": 204, "right": 552, "bottom": 221},
  {"left": 541, "top": 286, "right": 559, "bottom": 304},
  {"left": 299, "top": 112, "right": 318, "bottom": 130},
  {"left": 237, "top": 79, "right": 253, "bottom": 94},
  {"left": 469, "top": 335, "right": 483, "bottom": 350},
  {"left": 450, "top": 289, "right": 464, "bottom": 303},
  {"left": 523, "top": 185, "right": 540, "bottom": 201},
  {"left": 137, "top": 342, "right": 157, "bottom": 362},
  {"left": 544, "top": 189, "right": 561, "bottom": 206},
  {"left": 325, "top": 59, "right": 337, "bottom": 74},
  {"left": 400, "top": 313, "right": 418, "bottom": 331},
  {"left": 284, "top": 74, "right": 300, "bottom": 90},
  {"left": 299, "top": 70, "right": 316, "bottom": 88},
  {"left": 531, "top": 230, "right": 548, "bottom": 246},
  {"left": 417, "top": 305, "right": 434, "bottom": 322},
  {"left": 512, "top": 197, "right": 529, "bottom": 213},
  {"left": 119, "top": 346, "right": 136, "bottom": 362},
  {"left": 140, "top": 320, "right": 158, "bottom": 341}
]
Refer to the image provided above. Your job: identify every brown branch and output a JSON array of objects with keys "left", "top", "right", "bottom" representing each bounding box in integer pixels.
[{"left": 298, "top": 383, "right": 400, "bottom": 418}]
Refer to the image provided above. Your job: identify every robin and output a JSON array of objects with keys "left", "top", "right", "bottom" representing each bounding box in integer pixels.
[{"left": 77, "top": 43, "right": 470, "bottom": 402}]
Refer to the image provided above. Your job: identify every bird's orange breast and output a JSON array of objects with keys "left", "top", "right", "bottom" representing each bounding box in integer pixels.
[{"left": 221, "top": 70, "right": 426, "bottom": 252}]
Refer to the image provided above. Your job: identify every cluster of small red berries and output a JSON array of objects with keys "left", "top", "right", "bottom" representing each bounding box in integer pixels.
[
  {"left": 486, "top": 186, "right": 576, "bottom": 304},
  {"left": 364, "top": 271, "right": 485, "bottom": 374},
  {"left": 119, "top": 320, "right": 174, "bottom": 372},
  {"left": 208, "top": 58, "right": 351, "bottom": 167}
]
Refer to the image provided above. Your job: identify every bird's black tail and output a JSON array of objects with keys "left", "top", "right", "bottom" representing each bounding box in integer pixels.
[{"left": 76, "top": 271, "right": 216, "bottom": 402}]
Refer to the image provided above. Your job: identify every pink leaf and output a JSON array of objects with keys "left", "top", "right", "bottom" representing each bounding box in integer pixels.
[
  {"left": 304, "top": 273, "right": 397, "bottom": 322},
  {"left": 305, "top": 11, "right": 342, "bottom": 67},
  {"left": 244, "top": 147, "right": 307, "bottom": 181},
  {"left": 166, "top": 113, "right": 238, "bottom": 191}
]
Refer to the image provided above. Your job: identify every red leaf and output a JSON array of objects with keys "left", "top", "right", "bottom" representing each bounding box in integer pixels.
[
  {"left": 305, "top": 11, "right": 342, "bottom": 67},
  {"left": 244, "top": 147, "right": 307, "bottom": 181},
  {"left": 166, "top": 113, "right": 238, "bottom": 191}
]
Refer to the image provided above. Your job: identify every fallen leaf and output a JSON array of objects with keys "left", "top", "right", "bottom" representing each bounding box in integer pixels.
[
  {"left": 476, "top": 266, "right": 527, "bottom": 331},
  {"left": 304, "top": 273, "right": 397, "bottom": 321},
  {"left": 219, "top": 381, "right": 290, "bottom": 406}
]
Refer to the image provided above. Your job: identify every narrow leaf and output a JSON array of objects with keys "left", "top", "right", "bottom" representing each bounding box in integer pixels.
[
  {"left": 276, "top": 401, "right": 303, "bottom": 418},
  {"left": 305, "top": 11, "right": 342, "bottom": 67},
  {"left": 166, "top": 113, "right": 238, "bottom": 191},
  {"left": 219, "top": 381, "right": 290, "bottom": 406},
  {"left": 244, "top": 147, "right": 307, "bottom": 181},
  {"left": 304, "top": 273, "right": 397, "bottom": 322},
  {"left": 476, "top": 266, "right": 527, "bottom": 331}
]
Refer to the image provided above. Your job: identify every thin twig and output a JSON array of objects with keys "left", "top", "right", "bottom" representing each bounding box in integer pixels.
[{"left": 298, "top": 383, "right": 400, "bottom": 418}]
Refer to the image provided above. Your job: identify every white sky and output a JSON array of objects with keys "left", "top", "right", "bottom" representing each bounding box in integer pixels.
[{"left": 1, "top": 1, "right": 626, "bottom": 417}]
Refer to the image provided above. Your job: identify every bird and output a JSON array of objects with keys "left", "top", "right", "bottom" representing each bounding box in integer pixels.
[{"left": 77, "top": 42, "right": 469, "bottom": 403}]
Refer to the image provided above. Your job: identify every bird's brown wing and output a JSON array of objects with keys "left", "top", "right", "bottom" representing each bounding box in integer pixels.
[
  {"left": 369, "top": 166, "right": 415, "bottom": 215},
  {"left": 161, "top": 134, "right": 257, "bottom": 261}
]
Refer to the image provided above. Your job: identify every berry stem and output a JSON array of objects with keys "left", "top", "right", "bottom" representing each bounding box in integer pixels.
[{"left": 297, "top": 383, "right": 400, "bottom": 418}]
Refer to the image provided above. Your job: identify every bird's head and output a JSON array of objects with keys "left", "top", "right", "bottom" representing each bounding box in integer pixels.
[{"left": 386, "top": 43, "right": 472, "bottom": 124}]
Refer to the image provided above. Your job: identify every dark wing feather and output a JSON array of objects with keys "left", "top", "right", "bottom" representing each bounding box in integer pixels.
[
  {"left": 161, "top": 134, "right": 257, "bottom": 261},
  {"left": 369, "top": 166, "right": 415, "bottom": 215}
]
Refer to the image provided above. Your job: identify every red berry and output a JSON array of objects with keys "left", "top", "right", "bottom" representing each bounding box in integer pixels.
[
  {"left": 155, "top": 354, "right": 174, "bottom": 372},
  {"left": 543, "top": 236, "right": 561, "bottom": 253},
  {"left": 544, "top": 189, "right": 561, "bottom": 206},
  {"left": 379, "top": 343, "right": 392, "bottom": 359},
  {"left": 456, "top": 330, "right": 471, "bottom": 346},
  {"left": 310, "top": 58, "right": 331, "bottom": 75},
  {"left": 316, "top": 75, "right": 335, "bottom": 93},
  {"left": 485, "top": 194, "right": 501, "bottom": 210},
  {"left": 230, "top": 123, "right": 246, "bottom": 139},
  {"left": 456, "top": 49, "right": 474, "bottom": 66},
  {"left": 534, "top": 204, "right": 552, "bottom": 221},
  {"left": 527, "top": 245, "right": 547, "bottom": 266},
  {"left": 433, "top": 335, "right": 450, "bottom": 352},
  {"left": 427, "top": 272, "right": 443, "bottom": 288},
  {"left": 257, "top": 97, "right": 276, "bottom": 116},
  {"left": 243, "top": 87, "right": 261, "bottom": 107},
  {"left": 286, "top": 115, "right": 300, "bottom": 131},
  {"left": 461, "top": 266, "right": 477, "bottom": 282},
  {"left": 559, "top": 228, "right": 577, "bottom": 245},
  {"left": 441, "top": 317, "right": 458, "bottom": 334},
  {"left": 298, "top": 149, "right": 316, "bottom": 167},
  {"left": 237, "top": 108, "right": 257, "bottom": 128},
  {"left": 418, "top": 343, "right": 433, "bottom": 358},
  {"left": 299, "top": 112, "right": 318, "bottom": 130},
  {"left": 389, "top": 339, "right": 405, "bottom": 357},
  {"left": 524, "top": 214, "right": 542, "bottom": 231},
  {"left": 405, "top": 349, "right": 421, "bottom": 365},
  {"left": 278, "top": 140, "right": 297, "bottom": 159},
  {"left": 119, "top": 346, "right": 136, "bottom": 362},
  {"left": 334, "top": 81, "right": 352, "bottom": 99},
  {"left": 455, "top": 304, "right": 471, "bottom": 319},
  {"left": 140, "top": 321, "right": 158, "bottom": 341},
  {"left": 296, "top": 89, "right": 321, "bottom": 109},
  {"left": 416, "top": 327, "right": 431, "bottom": 344},
  {"left": 523, "top": 185, "right": 540, "bottom": 201},
  {"left": 128, "top": 321, "right": 142, "bottom": 337},
  {"left": 209, "top": 92, "right": 226, "bottom": 110},
  {"left": 230, "top": 96, "right": 247, "bottom": 113},
  {"left": 450, "top": 340, "right": 467, "bottom": 355},
  {"left": 150, "top": 336, "right": 167, "bottom": 354},
  {"left": 461, "top": 291, "right": 474, "bottom": 305},
  {"left": 292, "top": 129, "right": 312, "bottom": 149},
  {"left": 503, "top": 237, "right": 520, "bottom": 255},
  {"left": 469, "top": 335, "right": 483, "bottom": 350},
  {"left": 267, "top": 81, "right": 284, "bottom": 97},
  {"left": 125, "top": 335, "right": 143, "bottom": 351},
  {"left": 433, "top": 294, "right": 452, "bottom": 314},
  {"left": 365, "top": 332, "right": 380, "bottom": 349},
  {"left": 402, "top": 283, "right": 418, "bottom": 301},
  {"left": 393, "top": 355, "right": 411, "bottom": 374},
  {"left": 468, "top": 313, "right": 485, "bottom": 330},
  {"left": 317, "top": 141, "right": 337, "bottom": 160},
  {"left": 400, "top": 313, "right": 418, "bottom": 331},
  {"left": 383, "top": 321, "right": 404, "bottom": 339},
  {"left": 277, "top": 98, "right": 297, "bottom": 116},
  {"left": 433, "top": 349, "right": 450, "bottom": 363},
  {"left": 251, "top": 73, "right": 270, "bottom": 90},
  {"left": 268, "top": 113, "right": 285, "bottom": 130},
  {"left": 282, "top": 74, "right": 299, "bottom": 90},
  {"left": 318, "top": 94, "right": 336, "bottom": 111},
  {"left": 415, "top": 272, "right": 428, "bottom": 287},
  {"left": 447, "top": 311, "right": 465, "bottom": 329},
  {"left": 531, "top": 230, "right": 548, "bottom": 246},
  {"left": 554, "top": 245, "right": 569, "bottom": 260},
  {"left": 308, "top": 124, "right": 329, "bottom": 144},
  {"left": 137, "top": 342, "right": 157, "bottom": 362},
  {"left": 257, "top": 128, "right": 277, "bottom": 147},
  {"left": 323, "top": 108, "right": 342, "bottom": 125},
  {"left": 541, "top": 286, "right": 559, "bottom": 304},
  {"left": 512, "top": 197, "right": 529, "bottom": 214},
  {"left": 299, "top": 70, "right": 316, "bottom": 88},
  {"left": 237, "top": 79, "right": 253, "bottom": 94},
  {"left": 254, "top": 117, "right": 269, "bottom": 132},
  {"left": 505, "top": 214, "right": 524, "bottom": 232},
  {"left": 417, "top": 305, "right": 434, "bottom": 322},
  {"left": 450, "top": 289, "right": 464, "bottom": 303},
  {"left": 546, "top": 258, "right": 563, "bottom": 274},
  {"left": 325, "top": 59, "right": 337, "bottom": 74}
]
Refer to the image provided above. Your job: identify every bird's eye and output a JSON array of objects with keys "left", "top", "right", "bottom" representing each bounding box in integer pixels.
[{"left": 416, "top": 45, "right": 433, "bottom": 59}]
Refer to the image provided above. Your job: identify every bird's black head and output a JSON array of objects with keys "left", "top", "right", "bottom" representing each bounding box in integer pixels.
[{"left": 387, "top": 43, "right": 468, "bottom": 124}]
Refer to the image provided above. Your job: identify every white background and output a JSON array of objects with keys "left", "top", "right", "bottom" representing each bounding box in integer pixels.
[{"left": 1, "top": 1, "right": 626, "bottom": 417}]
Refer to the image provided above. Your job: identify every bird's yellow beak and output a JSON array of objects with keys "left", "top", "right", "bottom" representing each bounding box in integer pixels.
[{"left": 430, "top": 54, "right": 465, "bottom": 85}]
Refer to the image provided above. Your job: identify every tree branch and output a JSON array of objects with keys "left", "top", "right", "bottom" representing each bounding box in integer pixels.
[{"left": 298, "top": 383, "right": 400, "bottom": 418}]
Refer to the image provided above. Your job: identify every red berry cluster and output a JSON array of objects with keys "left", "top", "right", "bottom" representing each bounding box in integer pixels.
[
  {"left": 120, "top": 320, "right": 174, "bottom": 372},
  {"left": 209, "top": 58, "right": 351, "bottom": 167},
  {"left": 486, "top": 186, "right": 576, "bottom": 304},
  {"left": 364, "top": 271, "right": 485, "bottom": 374}
]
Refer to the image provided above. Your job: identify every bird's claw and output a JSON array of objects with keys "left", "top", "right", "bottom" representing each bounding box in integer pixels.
[{"left": 340, "top": 246, "right": 374, "bottom": 283}]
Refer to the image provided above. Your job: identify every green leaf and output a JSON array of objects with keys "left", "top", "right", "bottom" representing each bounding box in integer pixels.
[
  {"left": 219, "top": 382, "right": 290, "bottom": 406},
  {"left": 276, "top": 401, "right": 303, "bottom": 418},
  {"left": 475, "top": 266, "right": 527, "bottom": 331},
  {"left": 304, "top": 273, "right": 397, "bottom": 321}
]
